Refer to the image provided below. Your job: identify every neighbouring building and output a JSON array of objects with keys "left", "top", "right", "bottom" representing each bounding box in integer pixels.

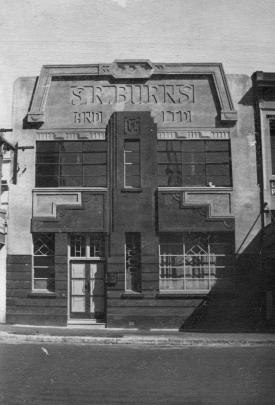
[
  {"left": 253, "top": 72, "right": 275, "bottom": 325},
  {"left": 6, "top": 61, "right": 265, "bottom": 329},
  {"left": 0, "top": 131, "right": 14, "bottom": 323}
]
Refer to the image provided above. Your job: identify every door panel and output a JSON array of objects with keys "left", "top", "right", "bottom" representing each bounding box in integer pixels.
[
  {"left": 70, "top": 261, "right": 105, "bottom": 319},
  {"left": 89, "top": 262, "right": 105, "bottom": 319},
  {"left": 72, "top": 296, "right": 85, "bottom": 312}
]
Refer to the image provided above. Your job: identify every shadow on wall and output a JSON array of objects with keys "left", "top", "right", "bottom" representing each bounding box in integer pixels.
[{"left": 181, "top": 230, "right": 275, "bottom": 333}]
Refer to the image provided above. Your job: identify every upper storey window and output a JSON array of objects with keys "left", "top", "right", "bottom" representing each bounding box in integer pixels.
[
  {"left": 157, "top": 140, "right": 232, "bottom": 187},
  {"left": 36, "top": 141, "right": 107, "bottom": 187},
  {"left": 124, "top": 140, "right": 141, "bottom": 188}
]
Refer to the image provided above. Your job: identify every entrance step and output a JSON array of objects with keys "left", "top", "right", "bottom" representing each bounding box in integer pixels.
[{"left": 67, "top": 319, "right": 106, "bottom": 329}]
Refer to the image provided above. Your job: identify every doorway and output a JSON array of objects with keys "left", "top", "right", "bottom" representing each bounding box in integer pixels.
[{"left": 70, "top": 261, "right": 105, "bottom": 321}]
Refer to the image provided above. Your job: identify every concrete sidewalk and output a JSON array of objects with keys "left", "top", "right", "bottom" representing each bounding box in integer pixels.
[{"left": 0, "top": 324, "right": 275, "bottom": 346}]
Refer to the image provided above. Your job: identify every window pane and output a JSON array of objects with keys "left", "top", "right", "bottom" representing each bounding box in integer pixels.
[
  {"left": 90, "top": 233, "right": 105, "bottom": 257},
  {"left": 158, "top": 165, "right": 182, "bottom": 186},
  {"left": 60, "top": 142, "right": 81, "bottom": 152},
  {"left": 157, "top": 152, "right": 181, "bottom": 164},
  {"left": 60, "top": 153, "right": 82, "bottom": 164},
  {"left": 125, "top": 175, "right": 141, "bottom": 188},
  {"left": 34, "top": 256, "right": 54, "bottom": 266},
  {"left": 83, "top": 141, "right": 107, "bottom": 152},
  {"left": 84, "top": 176, "right": 107, "bottom": 187},
  {"left": 206, "top": 152, "right": 230, "bottom": 163},
  {"left": 182, "top": 175, "right": 205, "bottom": 186},
  {"left": 125, "top": 152, "right": 140, "bottom": 164},
  {"left": 34, "top": 267, "right": 54, "bottom": 278},
  {"left": 205, "top": 141, "right": 229, "bottom": 151},
  {"left": 206, "top": 164, "right": 230, "bottom": 176},
  {"left": 33, "top": 234, "right": 55, "bottom": 255},
  {"left": 70, "top": 234, "right": 86, "bottom": 257},
  {"left": 182, "top": 164, "right": 205, "bottom": 175},
  {"left": 60, "top": 165, "right": 82, "bottom": 176},
  {"left": 36, "top": 142, "right": 59, "bottom": 153},
  {"left": 36, "top": 153, "right": 59, "bottom": 164},
  {"left": 60, "top": 176, "right": 82, "bottom": 186},
  {"left": 124, "top": 141, "right": 140, "bottom": 152},
  {"left": 83, "top": 152, "right": 107, "bottom": 164},
  {"left": 157, "top": 141, "right": 181, "bottom": 151},
  {"left": 182, "top": 141, "right": 204, "bottom": 152},
  {"left": 36, "top": 164, "right": 59, "bottom": 176},
  {"left": 36, "top": 176, "right": 59, "bottom": 187},
  {"left": 207, "top": 175, "right": 231, "bottom": 187},
  {"left": 182, "top": 152, "right": 205, "bottom": 163},
  {"left": 125, "top": 164, "right": 140, "bottom": 176},
  {"left": 83, "top": 165, "right": 106, "bottom": 176}
]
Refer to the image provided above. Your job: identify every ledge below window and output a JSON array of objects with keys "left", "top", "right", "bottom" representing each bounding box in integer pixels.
[
  {"left": 121, "top": 292, "right": 144, "bottom": 299},
  {"left": 121, "top": 188, "right": 142, "bottom": 193},
  {"left": 28, "top": 292, "right": 57, "bottom": 298},
  {"left": 156, "top": 292, "right": 208, "bottom": 299}
]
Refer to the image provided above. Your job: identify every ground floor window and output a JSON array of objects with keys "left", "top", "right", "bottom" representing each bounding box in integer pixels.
[
  {"left": 33, "top": 233, "right": 55, "bottom": 292},
  {"left": 69, "top": 233, "right": 105, "bottom": 258},
  {"left": 125, "top": 233, "right": 141, "bottom": 292},
  {"left": 159, "top": 232, "right": 234, "bottom": 292}
]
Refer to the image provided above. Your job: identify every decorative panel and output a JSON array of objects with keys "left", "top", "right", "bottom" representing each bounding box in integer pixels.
[
  {"left": 158, "top": 190, "right": 234, "bottom": 232},
  {"left": 33, "top": 191, "right": 81, "bottom": 217},
  {"left": 32, "top": 191, "right": 107, "bottom": 232}
]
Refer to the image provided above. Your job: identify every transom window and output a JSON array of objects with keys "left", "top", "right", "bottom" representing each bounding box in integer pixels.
[
  {"left": 36, "top": 141, "right": 107, "bottom": 187},
  {"left": 125, "top": 233, "right": 141, "bottom": 292},
  {"left": 33, "top": 233, "right": 55, "bottom": 292},
  {"left": 69, "top": 233, "right": 105, "bottom": 258},
  {"left": 159, "top": 233, "right": 234, "bottom": 292},
  {"left": 157, "top": 140, "right": 232, "bottom": 187}
]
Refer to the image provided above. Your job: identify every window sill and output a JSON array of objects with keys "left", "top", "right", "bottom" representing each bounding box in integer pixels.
[
  {"left": 121, "top": 188, "right": 142, "bottom": 193},
  {"left": 156, "top": 292, "right": 208, "bottom": 299},
  {"left": 121, "top": 292, "right": 144, "bottom": 299},
  {"left": 28, "top": 291, "right": 57, "bottom": 298}
]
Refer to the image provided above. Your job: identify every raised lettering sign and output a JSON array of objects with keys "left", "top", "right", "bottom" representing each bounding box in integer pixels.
[{"left": 71, "top": 84, "right": 195, "bottom": 106}]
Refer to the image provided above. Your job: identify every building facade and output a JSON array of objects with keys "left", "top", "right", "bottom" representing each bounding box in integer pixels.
[
  {"left": 253, "top": 72, "right": 275, "bottom": 324},
  {"left": 6, "top": 61, "right": 262, "bottom": 328}
]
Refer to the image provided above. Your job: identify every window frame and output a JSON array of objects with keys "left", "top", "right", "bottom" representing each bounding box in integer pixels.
[
  {"left": 32, "top": 233, "right": 55, "bottom": 293},
  {"left": 123, "top": 139, "right": 141, "bottom": 189},
  {"left": 125, "top": 232, "right": 142, "bottom": 293},
  {"left": 158, "top": 233, "right": 234, "bottom": 294},
  {"left": 69, "top": 233, "right": 106, "bottom": 260},
  {"left": 35, "top": 141, "right": 108, "bottom": 188},
  {"left": 157, "top": 140, "right": 232, "bottom": 188}
]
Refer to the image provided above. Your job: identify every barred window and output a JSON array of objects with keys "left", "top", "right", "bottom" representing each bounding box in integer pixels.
[
  {"left": 157, "top": 140, "right": 232, "bottom": 187},
  {"left": 70, "top": 233, "right": 105, "bottom": 258},
  {"left": 125, "top": 233, "right": 141, "bottom": 292},
  {"left": 33, "top": 233, "right": 55, "bottom": 292},
  {"left": 36, "top": 141, "right": 107, "bottom": 187},
  {"left": 159, "top": 233, "right": 234, "bottom": 292}
]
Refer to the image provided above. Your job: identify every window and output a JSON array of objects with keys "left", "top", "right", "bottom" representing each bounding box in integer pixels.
[
  {"left": 70, "top": 233, "right": 105, "bottom": 258},
  {"left": 124, "top": 140, "right": 141, "bottom": 188},
  {"left": 125, "top": 233, "right": 141, "bottom": 292},
  {"left": 33, "top": 233, "right": 55, "bottom": 292},
  {"left": 36, "top": 141, "right": 107, "bottom": 187},
  {"left": 159, "top": 233, "right": 233, "bottom": 292},
  {"left": 157, "top": 140, "right": 232, "bottom": 187},
  {"left": 270, "top": 123, "right": 275, "bottom": 174}
]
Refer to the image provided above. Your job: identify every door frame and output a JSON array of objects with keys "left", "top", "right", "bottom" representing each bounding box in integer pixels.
[{"left": 68, "top": 259, "right": 106, "bottom": 321}]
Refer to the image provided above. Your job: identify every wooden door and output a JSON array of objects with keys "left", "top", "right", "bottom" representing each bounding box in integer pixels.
[{"left": 70, "top": 261, "right": 105, "bottom": 320}]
